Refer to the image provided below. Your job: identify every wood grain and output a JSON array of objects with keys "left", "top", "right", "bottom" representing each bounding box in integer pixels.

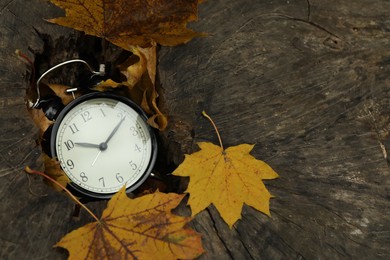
[
  {"left": 0, "top": 1, "right": 104, "bottom": 259},
  {"left": 0, "top": 0, "right": 389, "bottom": 259},
  {"left": 159, "top": 0, "right": 390, "bottom": 258}
]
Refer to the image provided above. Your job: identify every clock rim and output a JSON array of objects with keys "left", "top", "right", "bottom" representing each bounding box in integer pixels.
[{"left": 50, "top": 91, "right": 158, "bottom": 199}]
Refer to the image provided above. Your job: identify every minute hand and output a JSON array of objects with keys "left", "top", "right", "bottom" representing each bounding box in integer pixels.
[{"left": 105, "top": 117, "right": 125, "bottom": 144}]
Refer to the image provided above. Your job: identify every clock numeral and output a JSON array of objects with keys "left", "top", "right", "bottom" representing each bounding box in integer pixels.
[
  {"left": 130, "top": 126, "right": 139, "bottom": 136},
  {"left": 69, "top": 123, "right": 79, "bottom": 134},
  {"left": 100, "top": 108, "right": 106, "bottom": 117},
  {"left": 64, "top": 140, "right": 74, "bottom": 151},
  {"left": 66, "top": 159, "right": 74, "bottom": 169},
  {"left": 117, "top": 112, "right": 124, "bottom": 119},
  {"left": 99, "top": 177, "right": 105, "bottom": 187},
  {"left": 81, "top": 111, "right": 92, "bottom": 122},
  {"left": 116, "top": 173, "right": 124, "bottom": 183},
  {"left": 129, "top": 161, "right": 138, "bottom": 171},
  {"left": 134, "top": 144, "right": 141, "bottom": 152},
  {"left": 80, "top": 172, "right": 88, "bottom": 182}
]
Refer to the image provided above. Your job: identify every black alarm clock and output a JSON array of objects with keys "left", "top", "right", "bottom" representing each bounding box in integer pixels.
[{"left": 30, "top": 59, "right": 157, "bottom": 199}]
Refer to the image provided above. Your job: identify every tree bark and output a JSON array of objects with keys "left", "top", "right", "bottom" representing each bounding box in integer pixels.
[{"left": 0, "top": 0, "right": 389, "bottom": 259}]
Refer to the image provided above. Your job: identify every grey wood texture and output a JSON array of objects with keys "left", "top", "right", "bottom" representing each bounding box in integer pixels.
[
  {"left": 158, "top": 0, "right": 390, "bottom": 259},
  {"left": 0, "top": 0, "right": 389, "bottom": 259}
]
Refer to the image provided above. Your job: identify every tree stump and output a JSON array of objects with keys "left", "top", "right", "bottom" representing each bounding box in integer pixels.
[{"left": 1, "top": 0, "right": 389, "bottom": 259}]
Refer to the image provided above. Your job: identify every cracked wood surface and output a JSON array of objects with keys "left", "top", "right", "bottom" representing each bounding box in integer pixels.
[
  {"left": 159, "top": 0, "right": 390, "bottom": 259},
  {"left": 0, "top": 0, "right": 389, "bottom": 259}
]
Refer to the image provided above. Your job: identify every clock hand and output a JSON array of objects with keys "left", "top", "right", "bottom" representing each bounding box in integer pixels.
[
  {"left": 74, "top": 142, "right": 100, "bottom": 149},
  {"left": 91, "top": 150, "right": 102, "bottom": 167},
  {"left": 104, "top": 117, "right": 125, "bottom": 144}
]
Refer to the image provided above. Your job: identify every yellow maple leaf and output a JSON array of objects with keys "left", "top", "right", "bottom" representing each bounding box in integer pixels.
[
  {"left": 56, "top": 187, "right": 204, "bottom": 259},
  {"left": 172, "top": 112, "right": 279, "bottom": 228},
  {"left": 48, "top": 0, "right": 204, "bottom": 49}
]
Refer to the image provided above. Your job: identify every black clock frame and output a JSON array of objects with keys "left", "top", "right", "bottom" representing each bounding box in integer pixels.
[{"left": 49, "top": 91, "right": 158, "bottom": 199}]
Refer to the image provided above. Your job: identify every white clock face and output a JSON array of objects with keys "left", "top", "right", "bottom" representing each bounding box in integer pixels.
[{"left": 54, "top": 97, "right": 154, "bottom": 196}]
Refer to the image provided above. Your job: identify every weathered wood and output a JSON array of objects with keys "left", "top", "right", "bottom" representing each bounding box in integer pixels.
[
  {"left": 0, "top": 1, "right": 106, "bottom": 259},
  {"left": 158, "top": 0, "right": 390, "bottom": 259},
  {"left": 0, "top": 0, "right": 389, "bottom": 259}
]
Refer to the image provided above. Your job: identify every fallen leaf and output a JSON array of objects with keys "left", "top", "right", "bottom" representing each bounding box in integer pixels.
[
  {"left": 95, "top": 45, "right": 168, "bottom": 130},
  {"left": 56, "top": 187, "right": 204, "bottom": 259},
  {"left": 97, "top": 45, "right": 153, "bottom": 90},
  {"left": 46, "top": 0, "right": 202, "bottom": 130},
  {"left": 28, "top": 107, "right": 52, "bottom": 136},
  {"left": 127, "top": 45, "right": 167, "bottom": 130},
  {"left": 48, "top": 0, "right": 205, "bottom": 49},
  {"left": 172, "top": 113, "right": 279, "bottom": 228},
  {"left": 127, "top": 45, "right": 156, "bottom": 86}
]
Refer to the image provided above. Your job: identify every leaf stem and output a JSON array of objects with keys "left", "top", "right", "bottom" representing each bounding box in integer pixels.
[
  {"left": 202, "top": 111, "right": 224, "bottom": 150},
  {"left": 25, "top": 166, "right": 100, "bottom": 222}
]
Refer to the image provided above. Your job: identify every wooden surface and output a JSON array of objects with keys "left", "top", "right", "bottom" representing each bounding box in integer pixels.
[{"left": 1, "top": 0, "right": 389, "bottom": 259}]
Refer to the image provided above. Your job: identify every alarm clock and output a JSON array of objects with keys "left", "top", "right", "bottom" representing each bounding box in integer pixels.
[{"left": 31, "top": 59, "right": 158, "bottom": 199}]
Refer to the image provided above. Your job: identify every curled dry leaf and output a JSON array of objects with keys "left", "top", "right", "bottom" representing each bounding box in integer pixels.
[
  {"left": 48, "top": 0, "right": 205, "bottom": 49},
  {"left": 28, "top": 108, "right": 52, "bottom": 136},
  {"left": 46, "top": 0, "right": 203, "bottom": 131},
  {"left": 96, "top": 45, "right": 168, "bottom": 130},
  {"left": 56, "top": 187, "right": 204, "bottom": 259}
]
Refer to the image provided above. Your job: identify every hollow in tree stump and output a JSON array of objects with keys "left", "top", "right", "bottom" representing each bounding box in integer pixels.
[{"left": 0, "top": 0, "right": 389, "bottom": 259}]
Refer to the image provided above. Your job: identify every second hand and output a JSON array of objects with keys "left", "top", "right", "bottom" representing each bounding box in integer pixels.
[{"left": 91, "top": 150, "right": 102, "bottom": 167}]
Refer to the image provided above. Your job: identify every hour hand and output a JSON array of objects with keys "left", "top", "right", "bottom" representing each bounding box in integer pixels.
[{"left": 74, "top": 142, "right": 100, "bottom": 149}]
